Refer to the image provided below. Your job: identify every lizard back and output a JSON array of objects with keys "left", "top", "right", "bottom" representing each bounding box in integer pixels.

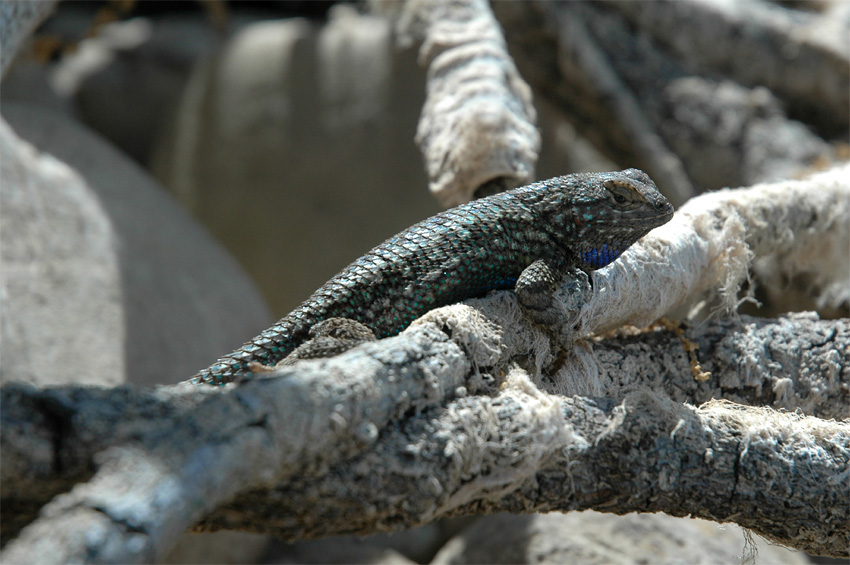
[{"left": 192, "top": 170, "right": 673, "bottom": 385}]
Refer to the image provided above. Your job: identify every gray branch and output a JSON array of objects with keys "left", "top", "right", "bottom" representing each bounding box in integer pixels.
[
  {"left": 2, "top": 168, "right": 849, "bottom": 561},
  {"left": 383, "top": 0, "right": 541, "bottom": 206},
  {"left": 2, "top": 314, "right": 848, "bottom": 560},
  {"left": 550, "top": 2, "right": 695, "bottom": 206},
  {"left": 200, "top": 380, "right": 849, "bottom": 558},
  {"left": 604, "top": 0, "right": 850, "bottom": 133},
  {"left": 492, "top": 1, "right": 844, "bottom": 194},
  {"left": 0, "top": 0, "right": 59, "bottom": 79}
]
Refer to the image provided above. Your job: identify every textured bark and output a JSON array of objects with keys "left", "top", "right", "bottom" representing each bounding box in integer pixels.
[
  {"left": 385, "top": 0, "right": 541, "bottom": 206},
  {"left": 0, "top": 0, "right": 58, "bottom": 78},
  {"left": 3, "top": 314, "right": 848, "bottom": 561},
  {"left": 491, "top": 1, "right": 845, "bottom": 197},
  {"left": 0, "top": 324, "right": 469, "bottom": 558},
  {"left": 3, "top": 165, "right": 849, "bottom": 561},
  {"left": 203, "top": 388, "right": 848, "bottom": 558}
]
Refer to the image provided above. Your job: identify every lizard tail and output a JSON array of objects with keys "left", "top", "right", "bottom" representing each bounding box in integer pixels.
[{"left": 188, "top": 318, "right": 307, "bottom": 386}]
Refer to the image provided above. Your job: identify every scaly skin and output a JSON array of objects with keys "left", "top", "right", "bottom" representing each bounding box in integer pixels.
[{"left": 191, "top": 169, "right": 674, "bottom": 385}]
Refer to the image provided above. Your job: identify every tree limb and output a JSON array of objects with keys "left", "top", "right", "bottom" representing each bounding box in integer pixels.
[
  {"left": 3, "top": 165, "right": 849, "bottom": 561},
  {"left": 198, "top": 387, "right": 849, "bottom": 558},
  {"left": 551, "top": 2, "right": 695, "bottom": 206},
  {"left": 4, "top": 321, "right": 847, "bottom": 561},
  {"left": 580, "top": 164, "right": 849, "bottom": 335},
  {"left": 384, "top": 0, "right": 541, "bottom": 206},
  {"left": 492, "top": 1, "right": 840, "bottom": 193},
  {"left": 0, "top": 0, "right": 58, "bottom": 79},
  {"left": 2, "top": 314, "right": 848, "bottom": 559},
  {"left": 604, "top": 0, "right": 850, "bottom": 136}
]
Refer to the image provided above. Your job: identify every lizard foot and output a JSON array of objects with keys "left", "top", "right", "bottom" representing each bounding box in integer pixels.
[{"left": 277, "top": 318, "right": 377, "bottom": 366}]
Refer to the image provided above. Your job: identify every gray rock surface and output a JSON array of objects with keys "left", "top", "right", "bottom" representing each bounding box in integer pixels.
[
  {"left": 1, "top": 114, "right": 125, "bottom": 386},
  {"left": 1, "top": 102, "right": 274, "bottom": 563},
  {"left": 54, "top": 15, "right": 222, "bottom": 164},
  {"left": 2, "top": 103, "right": 272, "bottom": 385}
]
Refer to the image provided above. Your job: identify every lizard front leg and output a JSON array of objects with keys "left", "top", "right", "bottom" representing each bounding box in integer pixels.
[
  {"left": 514, "top": 258, "right": 567, "bottom": 326},
  {"left": 515, "top": 258, "right": 595, "bottom": 374}
]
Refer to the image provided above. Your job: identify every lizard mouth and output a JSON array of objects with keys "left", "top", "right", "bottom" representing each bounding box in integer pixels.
[
  {"left": 648, "top": 210, "right": 675, "bottom": 222},
  {"left": 600, "top": 210, "right": 674, "bottom": 226}
]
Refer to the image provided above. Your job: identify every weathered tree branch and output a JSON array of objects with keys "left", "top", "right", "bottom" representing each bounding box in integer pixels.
[
  {"left": 0, "top": 0, "right": 58, "bottom": 79},
  {"left": 200, "top": 387, "right": 848, "bottom": 558},
  {"left": 0, "top": 324, "right": 470, "bottom": 556},
  {"left": 3, "top": 323, "right": 848, "bottom": 561},
  {"left": 580, "top": 164, "right": 849, "bottom": 335},
  {"left": 492, "top": 1, "right": 843, "bottom": 193},
  {"left": 2, "top": 167, "right": 849, "bottom": 561},
  {"left": 385, "top": 0, "right": 541, "bottom": 206},
  {"left": 552, "top": 2, "right": 696, "bottom": 205},
  {"left": 604, "top": 0, "right": 850, "bottom": 136},
  {"left": 594, "top": 313, "right": 849, "bottom": 421}
]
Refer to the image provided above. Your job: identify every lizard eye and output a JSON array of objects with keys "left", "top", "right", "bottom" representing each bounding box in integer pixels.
[{"left": 604, "top": 180, "right": 642, "bottom": 210}]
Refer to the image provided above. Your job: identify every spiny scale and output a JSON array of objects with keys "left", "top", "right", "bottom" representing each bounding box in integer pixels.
[{"left": 192, "top": 169, "right": 673, "bottom": 385}]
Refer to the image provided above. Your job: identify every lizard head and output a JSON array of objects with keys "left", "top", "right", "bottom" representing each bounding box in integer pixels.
[{"left": 537, "top": 169, "right": 675, "bottom": 271}]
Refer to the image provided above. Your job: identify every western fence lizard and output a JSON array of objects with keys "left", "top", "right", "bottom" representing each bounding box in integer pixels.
[{"left": 191, "top": 169, "right": 674, "bottom": 385}]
